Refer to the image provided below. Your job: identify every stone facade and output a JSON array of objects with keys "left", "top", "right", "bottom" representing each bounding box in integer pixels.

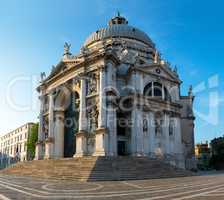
[
  {"left": 0, "top": 123, "right": 35, "bottom": 167},
  {"left": 35, "top": 15, "right": 196, "bottom": 169}
]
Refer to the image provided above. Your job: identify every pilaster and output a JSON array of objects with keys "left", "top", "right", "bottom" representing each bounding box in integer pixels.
[
  {"left": 174, "top": 117, "right": 185, "bottom": 169},
  {"left": 94, "top": 128, "right": 108, "bottom": 156},
  {"left": 131, "top": 106, "right": 144, "bottom": 156},
  {"left": 74, "top": 131, "right": 88, "bottom": 157},
  {"left": 93, "top": 65, "right": 109, "bottom": 156},
  {"left": 35, "top": 95, "right": 45, "bottom": 160},
  {"left": 149, "top": 112, "right": 155, "bottom": 157},
  {"left": 107, "top": 95, "right": 117, "bottom": 156},
  {"left": 98, "top": 65, "right": 107, "bottom": 128},
  {"left": 163, "top": 113, "right": 170, "bottom": 156},
  {"left": 79, "top": 77, "right": 87, "bottom": 131},
  {"left": 54, "top": 110, "right": 64, "bottom": 159},
  {"left": 74, "top": 76, "right": 88, "bottom": 157},
  {"left": 44, "top": 93, "right": 55, "bottom": 159}
]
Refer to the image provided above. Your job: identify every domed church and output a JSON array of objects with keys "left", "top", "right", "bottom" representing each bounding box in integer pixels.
[{"left": 35, "top": 14, "right": 196, "bottom": 169}]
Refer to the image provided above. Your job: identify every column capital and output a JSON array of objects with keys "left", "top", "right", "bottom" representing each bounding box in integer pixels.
[
  {"left": 48, "top": 88, "right": 57, "bottom": 96},
  {"left": 54, "top": 109, "right": 65, "bottom": 118},
  {"left": 76, "top": 130, "right": 88, "bottom": 137},
  {"left": 36, "top": 140, "right": 44, "bottom": 145},
  {"left": 98, "top": 64, "right": 107, "bottom": 72},
  {"left": 45, "top": 137, "right": 54, "bottom": 144},
  {"left": 95, "top": 127, "right": 108, "bottom": 135},
  {"left": 38, "top": 94, "right": 45, "bottom": 101},
  {"left": 75, "top": 72, "right": 88, "bottom": 80}
]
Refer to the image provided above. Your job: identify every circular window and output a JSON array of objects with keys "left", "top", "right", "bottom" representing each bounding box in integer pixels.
[{"left": 155, "top": 68, "right": 161, "bottom": 74}]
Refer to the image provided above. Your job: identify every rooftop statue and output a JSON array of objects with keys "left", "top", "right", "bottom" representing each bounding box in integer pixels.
[
  {"left": 40, "top": 72, "right": 46, "bottom": 82},
  {"left": 64, "top": 42, "right": 71, "bottom": 56}
]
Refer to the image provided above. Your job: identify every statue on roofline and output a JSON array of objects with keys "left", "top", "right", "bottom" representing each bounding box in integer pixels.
[
  {"left": 64, "top": 42, "right": 71, "bottom": 56},
  {"left": 40, "top": 72, "right": 46, "bottom": 82}
]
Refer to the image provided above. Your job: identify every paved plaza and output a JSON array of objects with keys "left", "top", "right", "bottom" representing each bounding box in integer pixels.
[{"left": 0, "top": 174, "right": 224, "bottom": 199}]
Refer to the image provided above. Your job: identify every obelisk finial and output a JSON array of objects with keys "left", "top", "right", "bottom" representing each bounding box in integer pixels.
[{"left": 117, "top": 10, "right": 120, "bottom": 17}]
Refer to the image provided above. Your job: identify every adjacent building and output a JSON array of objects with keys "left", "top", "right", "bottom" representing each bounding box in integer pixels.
[
  {"left": 35, "top": 14, "right": 196, "bottom": 169},
  {"left": 0, "top": 123, "right": 35, "bottom": 167},
  {"left": 195, "top": 142, "right": 211, "bottom": 170}
]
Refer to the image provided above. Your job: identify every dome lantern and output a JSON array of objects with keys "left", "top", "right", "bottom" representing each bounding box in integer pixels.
[{"left": 108, "top": 12, "right": 128, "bottom": 26}]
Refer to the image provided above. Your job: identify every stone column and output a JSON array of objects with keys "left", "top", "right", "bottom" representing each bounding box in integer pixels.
[
  {"left": 98, "top": 66, "right": 107, "bottom": 128},
  {"left": 149, "top": 112, "right": 155, "bottom": 157},
  {"left": 174, "top": 117, "right": 185, "bottom": 169},
  {"left": 131, "top": 106, "right": 144, "bottom": 156},
  {"left": 152, "top": 82, "right": 154, "bottom": 97},
  {"left": 131, "top": 69, "right": 143, "bottom": 94},
  {"left": 75, "top": 132, "right": 87, "bottom": 157},
  {"left": 107, "top": 96, "right": 117, "bottom": 156},
  {"left": 106, "top": 62, "right": 117, "bottom": 156},
  {"left": 54, "top": 110, "right": 64, "bottom": 158},
  {"left": 143, "top": 113, "right": 150, "bottom": 155},
  {"left": 79, "top": 78, "right": 87, "bottom": 132},
  {"left": 162, "top": 85, "right": 165, "bottom": 100},
  {"left": 35, "top": 95, "right": 44, "bottom": 160},
  {"left": 163, "top": 113, "right": 170, "bottom": 156},
  {"left": 74, "top": 77, "right": 87, "bottom": 157},
  {"left": 44, "top": 93, "right": 55, "bottom": 159},
  {"left": 95, "top": 66, "right": 108, "bottom": 156}
]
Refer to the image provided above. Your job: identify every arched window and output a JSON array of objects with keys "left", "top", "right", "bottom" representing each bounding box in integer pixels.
[
  {"left": 74, "top": 92, "right": 80, "bottom": 110},
  {"left": 153, "top": 82, "right": 162, "bottom": 97},
  {"left": 143, "top": 81, "right": 170, "bottom": 101},
  {"left": 143, "top": 82, "right": 152, "bottom": 96}
]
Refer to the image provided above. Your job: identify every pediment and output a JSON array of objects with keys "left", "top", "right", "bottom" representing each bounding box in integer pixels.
[{"left": 138, "top": 63, "right": 181, "bottom": 83}]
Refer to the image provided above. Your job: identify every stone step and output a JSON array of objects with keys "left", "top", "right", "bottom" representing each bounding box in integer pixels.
[{"left": 1, "top": 157, "right": 194, "bottom": 181}]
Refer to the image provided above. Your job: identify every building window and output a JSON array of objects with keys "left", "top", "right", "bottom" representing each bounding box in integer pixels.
[
  {"left": 143, "top": 81, "right": 170, "bottom": 101},
  {"left": 155, "top": 119, "right": 162, "bottom": 136},
  {"left": 143, "top": 118, "right": 148, "bottom": 132},
  {"left": 24, "top": 143, "right": 27, "bottom": 152},
  {"left": 169, "top": 120, "right": 174, "bottom": 136}
]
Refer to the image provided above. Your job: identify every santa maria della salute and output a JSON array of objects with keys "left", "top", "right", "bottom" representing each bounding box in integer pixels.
[{"left": 35, "top": 14, "right": 196, "bottom": 170}]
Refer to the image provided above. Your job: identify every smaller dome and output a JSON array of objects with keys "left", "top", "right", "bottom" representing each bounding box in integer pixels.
[{"left": 83, "top": 15, "right": 154, "bottom": 48}]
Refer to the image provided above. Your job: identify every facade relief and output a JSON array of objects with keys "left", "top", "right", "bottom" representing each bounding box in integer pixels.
[
  {"left": 86, "top": 72, "right": 98, "bottom": 96},
  {"left": 86, "top": 98, "right": 99, "bottom": 133}
]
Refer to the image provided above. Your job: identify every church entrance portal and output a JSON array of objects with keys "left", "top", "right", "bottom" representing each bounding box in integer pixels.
[
  {"left": 64, "top": 92, "right": 79, "bottom": 157},
  {"left": 118, "top": 141, "right": 126, "bottom": 156}
]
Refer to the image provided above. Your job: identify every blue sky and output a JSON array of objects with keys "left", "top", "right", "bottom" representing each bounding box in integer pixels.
[{"left": 0, "top": 0, "right": 224, "bottom": 143}]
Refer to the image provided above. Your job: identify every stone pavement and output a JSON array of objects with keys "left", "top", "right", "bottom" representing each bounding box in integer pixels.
[{"left": 0, "top": 173, "right": 224, "bottom": 199}]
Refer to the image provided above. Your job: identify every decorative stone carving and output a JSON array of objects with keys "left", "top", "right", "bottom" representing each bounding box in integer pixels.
[
  {"left": 43, "top": 117, "right": 49, "bottom": 139},
  {"left": 87, "top": 105, "right": 99, "bottom": 132},
  {"left": 154, "top": 50, "right": 161, "bottom": 64},
  {"left": 173, "top": 66, "right": 178, "bottom": 76},
  {"left": 87, "top": 136, "right": 95, "bottom": 147},
  {"left": 80, "top": 46, "right": 89, "bottom": 55},
  {"left": 155, "top": 119, "right": 162, "bottom": 136},
  {"left": 187, "top": 105, "right": 193, "bottom": 118},
  {"left": 51, "top": 65, "right": 56, "bottom": 73},
  {"left": 188, "top": 85, "right": 193, "bottom": 97},
  {"left": 73, "top": 78, "right": 81, "bottom": 93},
  {"left": 87, "top": 73, "right": 97, "bottom": 95},
  {"left": 87, "top": 97, "right": 99, "bottom": 133},
  {"left": 64, "top": 42, "right": 71, "bottom": 56},
  {"left": 143, "top": 118, "right": 148, "bottom": 132},
  {"left": 40, "top": 72, "right": 46, "bottom": 82},
  {"left": 169, "top": 120, "right": 174, "bottom": 136}
]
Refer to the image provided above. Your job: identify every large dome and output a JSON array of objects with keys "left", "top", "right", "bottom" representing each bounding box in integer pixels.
[{"left": 83, "top": 15, "right": 154, "bottom": 47}]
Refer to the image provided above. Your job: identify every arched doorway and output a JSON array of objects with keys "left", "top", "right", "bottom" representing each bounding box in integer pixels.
[{"left": 64, "top": 91, "right": 80, "bottom": 157}]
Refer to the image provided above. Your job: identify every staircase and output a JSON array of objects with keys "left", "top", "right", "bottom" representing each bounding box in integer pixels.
[{"left": 1, "top": 157, "right": 194, "bottom": 181}]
